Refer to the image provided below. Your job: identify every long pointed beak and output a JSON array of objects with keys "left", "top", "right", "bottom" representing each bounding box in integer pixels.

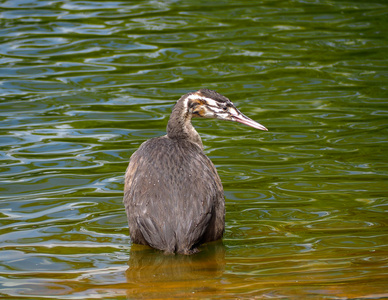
[{"left": 231, "top": 112, "right": 268, "bottom": 131}]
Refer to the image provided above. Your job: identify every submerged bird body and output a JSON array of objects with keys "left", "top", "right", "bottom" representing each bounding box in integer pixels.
[{"left": 124, "top": 89, "right": 267, "bottom": 254}]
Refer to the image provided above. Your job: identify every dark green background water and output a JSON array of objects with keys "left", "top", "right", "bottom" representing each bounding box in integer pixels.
[{"left": 1, "top": 0, "right": 387, "bottom": 299}]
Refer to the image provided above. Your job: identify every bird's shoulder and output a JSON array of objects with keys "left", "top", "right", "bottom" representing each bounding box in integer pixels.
[
  {"left": 132, "top": 135, "right": 206, "bottom": 165},
  {"left": 125, "top": 135, "right": 220, "bottom": 189}
]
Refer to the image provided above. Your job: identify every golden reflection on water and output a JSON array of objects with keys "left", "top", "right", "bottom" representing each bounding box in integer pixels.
[
  {"left": 55, "top": 243, "right": 386, "bottom": 299},
  {"left": 3, "top": 241, "right": 386, "bottom": 299},
  {"left": 123, "top": 243, "right": 387, "bottom": 299},
  {"left": 125, "top": 242, "right": 226, "bottom": 298}
]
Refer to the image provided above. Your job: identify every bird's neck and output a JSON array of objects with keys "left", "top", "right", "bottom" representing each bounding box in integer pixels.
[{"left": 167, "top": 97, "right": 203, "bottom": 150}]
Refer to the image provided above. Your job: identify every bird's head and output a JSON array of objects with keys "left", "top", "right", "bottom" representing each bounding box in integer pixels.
[{"left": 186, "top": 89, "right": 268, "bottom": 131}]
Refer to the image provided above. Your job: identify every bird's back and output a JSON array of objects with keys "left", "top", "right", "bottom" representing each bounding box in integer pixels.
[{"left": 123, "top": 136, "right": 225, "bottom": 254}]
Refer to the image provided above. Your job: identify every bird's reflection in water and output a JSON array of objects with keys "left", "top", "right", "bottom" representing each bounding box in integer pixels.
[{"left": 125, "top": 240, "right": 225, "bottom": 298}]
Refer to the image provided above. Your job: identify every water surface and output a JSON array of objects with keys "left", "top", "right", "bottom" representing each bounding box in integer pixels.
[{"left": 1, "top": 0, "right": 388, "bottom": 299}]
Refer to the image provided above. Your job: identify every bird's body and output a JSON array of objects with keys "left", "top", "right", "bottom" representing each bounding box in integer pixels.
[{"left": 124, "top": 89, "right": 267, "bottom": 254}]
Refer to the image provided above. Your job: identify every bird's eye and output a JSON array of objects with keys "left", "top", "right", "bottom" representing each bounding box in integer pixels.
[{"left": 222, "top": 106, "right": 228, "bottom": 111}]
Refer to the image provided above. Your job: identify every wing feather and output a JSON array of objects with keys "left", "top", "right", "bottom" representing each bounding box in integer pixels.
[{"left": 123, "top": 136, "right": 224, "bottom": 254}]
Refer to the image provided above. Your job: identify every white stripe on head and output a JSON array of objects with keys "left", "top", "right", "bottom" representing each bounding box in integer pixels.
[
  {"left": 202, "top": 98, "right": 219, "bottom": 107},
  {"left": 229, "top": 107, "right": 239, "bottom": 116},
  {"left": 187, "top": 94, "right": 224, "bottom": 108}
]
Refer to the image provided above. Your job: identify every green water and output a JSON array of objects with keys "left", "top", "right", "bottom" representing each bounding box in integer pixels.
[{"left": 1, "top": 0, "right": 388, "bottom": 299}]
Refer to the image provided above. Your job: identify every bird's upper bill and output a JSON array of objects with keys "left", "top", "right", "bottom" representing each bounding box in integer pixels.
[
  {"left": 230, "top": 112, "right": 268, "bottom": 131},
  {"left": 188, "top": 89, "right": 268, "bottom": 131}
]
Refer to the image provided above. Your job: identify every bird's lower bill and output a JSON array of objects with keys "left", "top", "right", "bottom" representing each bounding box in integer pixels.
[{"left": 232, "top": 114, "right": 268, "bottom": 131}]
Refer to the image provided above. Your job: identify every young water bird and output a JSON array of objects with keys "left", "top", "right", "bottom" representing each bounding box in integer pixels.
[{"left": 123, "top": 89, "right": 267, "bottom": 254}]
